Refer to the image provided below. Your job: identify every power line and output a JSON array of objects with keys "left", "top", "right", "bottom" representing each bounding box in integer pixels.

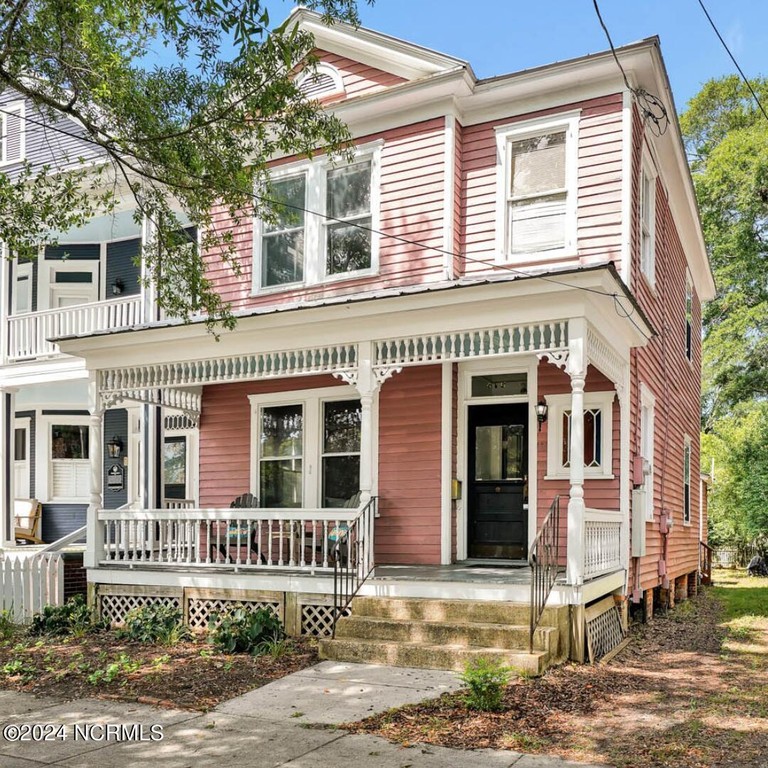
[
  {"left": 696, "top": 0, "right": 768, "bottom": 124},
  {"left": 591, "top": 0, "right": 669, "bottom": 136},
  {"left": 0, "top": 103, "right": 653, "bottom": 340}
]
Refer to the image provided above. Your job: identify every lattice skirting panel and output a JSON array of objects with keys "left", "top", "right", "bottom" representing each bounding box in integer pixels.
[
  {"left": 299, "top": 597, "right": 350, "bottom": 637},
  {"left": 98, "top": 585, "right": 182, "bottom": 626},
  {"left": 585, "top": 595, "right": 626, "bottom": 663},
  {"left": 185, "top": 589, "right": 283, "bottom": 632}
]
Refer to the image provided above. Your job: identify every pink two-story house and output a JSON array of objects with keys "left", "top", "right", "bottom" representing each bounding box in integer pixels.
[{"left": 50, "top": 10, "right": 713, "bottom": 671}]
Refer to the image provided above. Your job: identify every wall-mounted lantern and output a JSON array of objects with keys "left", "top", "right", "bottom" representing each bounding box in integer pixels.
[
  {"left": 106, "top": 435, "right": 123, "bottom": 458},
  {"left": 535, "top": 400, "right": 548, "bottom": 431},
  {"left": 111, "top": 278, "right": 125, "bottom": 296}
]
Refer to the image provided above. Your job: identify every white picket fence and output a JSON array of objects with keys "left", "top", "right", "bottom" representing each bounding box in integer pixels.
[{"left": 0, "top": 553, "right": 65, "bottom": 621}]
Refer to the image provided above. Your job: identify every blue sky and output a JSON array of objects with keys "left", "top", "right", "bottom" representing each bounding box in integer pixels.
[{"left": 349, "top": 0, "right": 767, "bottom": 113}]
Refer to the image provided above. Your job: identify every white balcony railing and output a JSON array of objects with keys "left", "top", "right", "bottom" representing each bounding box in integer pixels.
[
  {"left": 7, "top": 296, "right": 143, "bottom": 360},
  {"left": 584, "top": 508, "right": 623, "bottom": 580},
  {"left": 98, "top": 505, "right": 368, "bottom": 573}
]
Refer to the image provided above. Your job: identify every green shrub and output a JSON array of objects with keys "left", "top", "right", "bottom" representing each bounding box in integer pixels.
[
  {"left": 30, "top": 595, "right": 103, "bottom": 637},
  {"left": 459, "top": 657, "right": 512, "bottom": 711},
  {"left": 0, "top": 609, "right": 17, "bottom": 640},
  {"left": 118, "top": 603, "right": 190, "bottom": 645},
  {"left": 209, "top": 607, "right": 283, "bottom": 654}
]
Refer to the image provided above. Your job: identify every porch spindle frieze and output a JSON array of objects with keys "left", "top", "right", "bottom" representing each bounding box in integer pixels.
[
  {"left": 585, "top": 325, "right": 628, "bottom": 399},
  {"left": 375, "top": 321, "right": 568, "bottom": 368}
]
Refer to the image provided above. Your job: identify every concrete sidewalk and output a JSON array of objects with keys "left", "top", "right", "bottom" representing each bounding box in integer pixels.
[{"left": 0, "top": 662, "right": 608, "bottom": 767}]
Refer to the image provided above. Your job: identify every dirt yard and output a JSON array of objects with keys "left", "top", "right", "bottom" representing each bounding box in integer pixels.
[{"left": 348, "top": 571, "right": 768, "bottom": 768}]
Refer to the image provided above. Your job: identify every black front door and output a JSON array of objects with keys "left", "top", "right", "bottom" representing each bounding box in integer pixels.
[{"left": 467, "top": 403, "right": 528, "bottom": 559}]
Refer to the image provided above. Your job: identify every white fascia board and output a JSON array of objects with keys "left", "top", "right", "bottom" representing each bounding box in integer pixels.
[
  {"left": 1, "top": 357, "right": 87, "bottom": 386},
  {"left": 291, "top": 9, "right": 469, "bottom": 80}
]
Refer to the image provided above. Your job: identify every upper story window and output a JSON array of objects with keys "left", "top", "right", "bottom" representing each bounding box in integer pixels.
[
  {"left": 495, "top": 113, "right": 578, "bottom": 260},
  {"left": 254, "top": 144, "right": 381, "bottom": 293},
  {"left": 640, "top": 157, "right": 657, "bottom": 286},
  {"left": 0, "top": 100, "right": 25, "bottom": 165},
  {"left": 545, "top": 391, "right": 614, "bottom": 479},
  {"left": 296, "top": 63, "right": 345, "bottom": 100},
  {"left": 685, "top": 275, "right": 693, "bottom": 361}
]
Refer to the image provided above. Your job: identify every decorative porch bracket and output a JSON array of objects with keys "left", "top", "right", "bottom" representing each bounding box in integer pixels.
[{"left": 100, "top": 387, "right": 202, "bottom": 426}]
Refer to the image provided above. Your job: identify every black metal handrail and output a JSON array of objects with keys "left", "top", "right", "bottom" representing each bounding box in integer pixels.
[
  {"left": 528, "top": 495, "right": 563, "bottom": 653},
  {"left": 332, "top": 496, "right": 377, "bottom": 637}
]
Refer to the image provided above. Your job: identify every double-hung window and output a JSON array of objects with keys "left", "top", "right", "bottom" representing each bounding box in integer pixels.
[
  {"left": 640, "top": 159, "right": 657, "bottom": 285},
  {"left": 254, "top": 144, "right": 381, "bottom": 292},
  {"left": 496, "top": 114, "right": 578, "bottom": 259},
  {"left": 545, "top": 392, "right": 614, "bottom": 479},
  {"left": 50, "top": 422, "right": 90, "bottom": 501},
  {"left": 251, "top": 388, "right": 362, "bottom": 509}
]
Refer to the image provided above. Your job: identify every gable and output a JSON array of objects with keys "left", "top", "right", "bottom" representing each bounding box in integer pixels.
[{"left": 308, "top": 49, "right": 408, "bottom": 101}]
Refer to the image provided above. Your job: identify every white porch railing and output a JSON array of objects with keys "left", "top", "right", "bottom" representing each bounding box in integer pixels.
[
  {"left": 98, "top": 505, "right": 368, "bottom": 572},
  {"left": 7, "top": 296, "right": 143, "bottom": 360},
  {"left": 584, "top": 508, "right": 623, "bottom": 580}
]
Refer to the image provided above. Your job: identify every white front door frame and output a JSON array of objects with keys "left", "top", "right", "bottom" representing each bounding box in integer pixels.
[{"left": 455, "top": 356, "right": 538, "bottom": 562}]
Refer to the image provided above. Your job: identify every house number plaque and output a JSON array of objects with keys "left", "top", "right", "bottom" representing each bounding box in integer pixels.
[{"left": 107, "top": 464, "right": 125, "bottom": 492}]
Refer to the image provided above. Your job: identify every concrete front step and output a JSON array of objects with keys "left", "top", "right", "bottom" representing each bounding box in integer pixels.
[
  {"left": 318, "top": 637, "right": 548, "bottom": 676},
  {"left": 350, "top": 596, "right": 565, "bottom": 628},
  {"left": 335, "top": 614, "right": 555, "bottom": 653}
]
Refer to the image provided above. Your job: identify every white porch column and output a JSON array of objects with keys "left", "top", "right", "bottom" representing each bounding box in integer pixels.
[
  {"left": 355, "top": 342, "right": 377, "bottom": 504},
  {"left": 0, "top": 252, "right": 9, "bottom": 364},
  {"left": 140, "top": 213, "right": 159, "bottom": 323},
  {"left": 566, "top": 318, "right": 587, "bottom": 586},
  {"left": 0, "top": 388, "right": 17, "bottom": 546},
  {"left": 85, "top": 374, "right": 105, "bottom": 569}
]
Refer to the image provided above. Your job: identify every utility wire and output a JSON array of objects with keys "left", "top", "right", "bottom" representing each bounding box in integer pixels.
[
  {"left": 592, "top": 0, "right": 669, "bottom": 136},
  {"left": 696, "top": 0, "right": 768, "bottom": 123},
  {"left": 0, "top": 103, "right": 653, "bottom": 341}
]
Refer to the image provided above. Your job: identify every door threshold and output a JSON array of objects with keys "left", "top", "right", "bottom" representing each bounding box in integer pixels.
[{"left": 462, "top": 558, "right": 529, "bottom": 569}]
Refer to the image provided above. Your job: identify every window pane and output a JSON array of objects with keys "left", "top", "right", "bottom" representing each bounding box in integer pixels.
[
  {"left": 475, "top": 425, "right": 525, "bottom": 480},
  {"left": 584, "top": 410, "right": 596, "bottom": 467},
  {"left": 323, "top": 455, "right": 360, "bottom": 507},
  {"left": 261, "top": 405, "right": 302, "bottom": 458},
  {"left": 324, "top": 400, "right": 361, "bottom": 453},
  {"left": 262, "top": 230, "right": 304, "bottom": 286},
  {"left": 562, "top": 409, "right": 602, "bottom": 470},
  {"left": 327, "top": 161, "right": 371, "bottom": 218},
  {"left": 510, "top": 132, "right": 566, "bottom": 197},
  {"left": 471, "top": 373, "right": 527, "bottom": 397},
  {"left": 327, "top": 219, "right": 371, "bottom": 273},
  {"left": 164, "top": 438, "right": 186, "bottom": 486},
  {"left": 265, "top": 176, "right": 305, "bottom": 233},
  {"left": 510, "top": 195, "right": 566, "bottom": 253},
  {"left": 260, "top": 459, "right": 303, "bottom": 507},
  {"left": 14, "top": 428, "right": 26, "bottom": 461},
  {"left": 51, "top": 425, "right": 89, "bottom": 459}
]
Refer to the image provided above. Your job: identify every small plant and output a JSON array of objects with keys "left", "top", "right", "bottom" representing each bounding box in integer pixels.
[
  {"left": 1, "top": 659, "right": 26, "bottom": 676},
  {"left": 209, "top": 607, "right": 283, "bottom": 655},
  {"left": 459, "top": 657, "right": 513, "bottom": 712},
  {"left": 118, "top": 603, "right": 190, "bottom": 645},
  {"left": 30, "top": 595, "right": 103, "bottom": 637},
  {"left": 0, "top": 609, "right": 17, "bottom": 640},
  {"left": 256, "top": 637, "right": 289, "bottom": 659},
  {"left": 86, "top": 653, "right": 140, "bottom": 685}
]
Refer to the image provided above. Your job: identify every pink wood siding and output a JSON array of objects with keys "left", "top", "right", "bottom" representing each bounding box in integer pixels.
[
  {"left": 629, "top": 105, "right": 703, "bottom": 590},
  {"left": 314, "top": 49, "right": 407, "bottom": 100},
  {"left": 198, "top": 375, "right": 344, "bottom": 508},
  {"left": 377, "top": 366, "right": 443, "bottom": 565},
  {"left": 205, "top": 118, "right": 447, "bottom": 310},
  {"left": 460, "top": 94, "right": 624, "bottom": 275},
  {"left": 536, "top": 360, "right": 621, "bottom": 559}
]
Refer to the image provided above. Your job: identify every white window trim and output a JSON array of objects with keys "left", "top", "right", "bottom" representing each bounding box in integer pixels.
[
  {"left": 40, "top": 415, "right": 91, "bottom": 503},
  {"left": 639, "top": 383, "right": 655, "bottom": 522},
  {"left": 39, "top": 254, "right": 100, "bottom": 311},
  {"left": 248, "top": 385, "right": 360, "bottom": 508},
  {"left": 494, "top": 111, "right": 580, "bottom": 263},
  {"left": 639, "top": 152, "right": 658, "bottom": 289},
  {"left": 14, "top": 417, "right": 31, "bottom": 499},
  {"left": 162, "top": 428, "right": 199, "bottom": 505},
  {"left": 252, "top": 141, "right": 383, "bottom": 295},
  {"left": 0, "top": 100, "right": 25, "bottom": 165},
  {"left": 12, "top": 260, "right": 33, "bottom": 315},
  {"left": 544, "top": 391, "right": 615, "bottom": 479},
  {"left": 683, "top": 434, "right": 692, "bottom": 526}
]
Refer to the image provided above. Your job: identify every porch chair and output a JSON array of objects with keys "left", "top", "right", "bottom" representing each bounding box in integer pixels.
[
  {"left": 327, "top": 491, "right": 362, "bottom": 566},
  {"left": 210, "top": 493, "right": 263, "bottom": 563},
  {"left": 14, "top": 499, "right": 43, "bottom": 545}
]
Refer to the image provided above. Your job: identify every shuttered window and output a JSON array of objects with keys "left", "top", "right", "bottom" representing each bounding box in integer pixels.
[
  {"left": 1, "top": 101, "right": 24, "bottom": 164},
  {"left": 50, "top": 424, "right": 90, "bottom": 500}
]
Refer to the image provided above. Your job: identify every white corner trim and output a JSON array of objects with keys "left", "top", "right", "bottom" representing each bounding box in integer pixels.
[
  {"left": 440, "top": 361, "right": 452, "bottom": 564},
  {"left": 442, "top": 114, "right": 456, "bottom": 280},
  {"left": 620, "top": 88, "right": 633, "bottom": 288}
]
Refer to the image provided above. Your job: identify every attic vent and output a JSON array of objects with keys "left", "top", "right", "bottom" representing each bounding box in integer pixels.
[{"left": 296, "top": 63, "right": 345, "bottom": 100}]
